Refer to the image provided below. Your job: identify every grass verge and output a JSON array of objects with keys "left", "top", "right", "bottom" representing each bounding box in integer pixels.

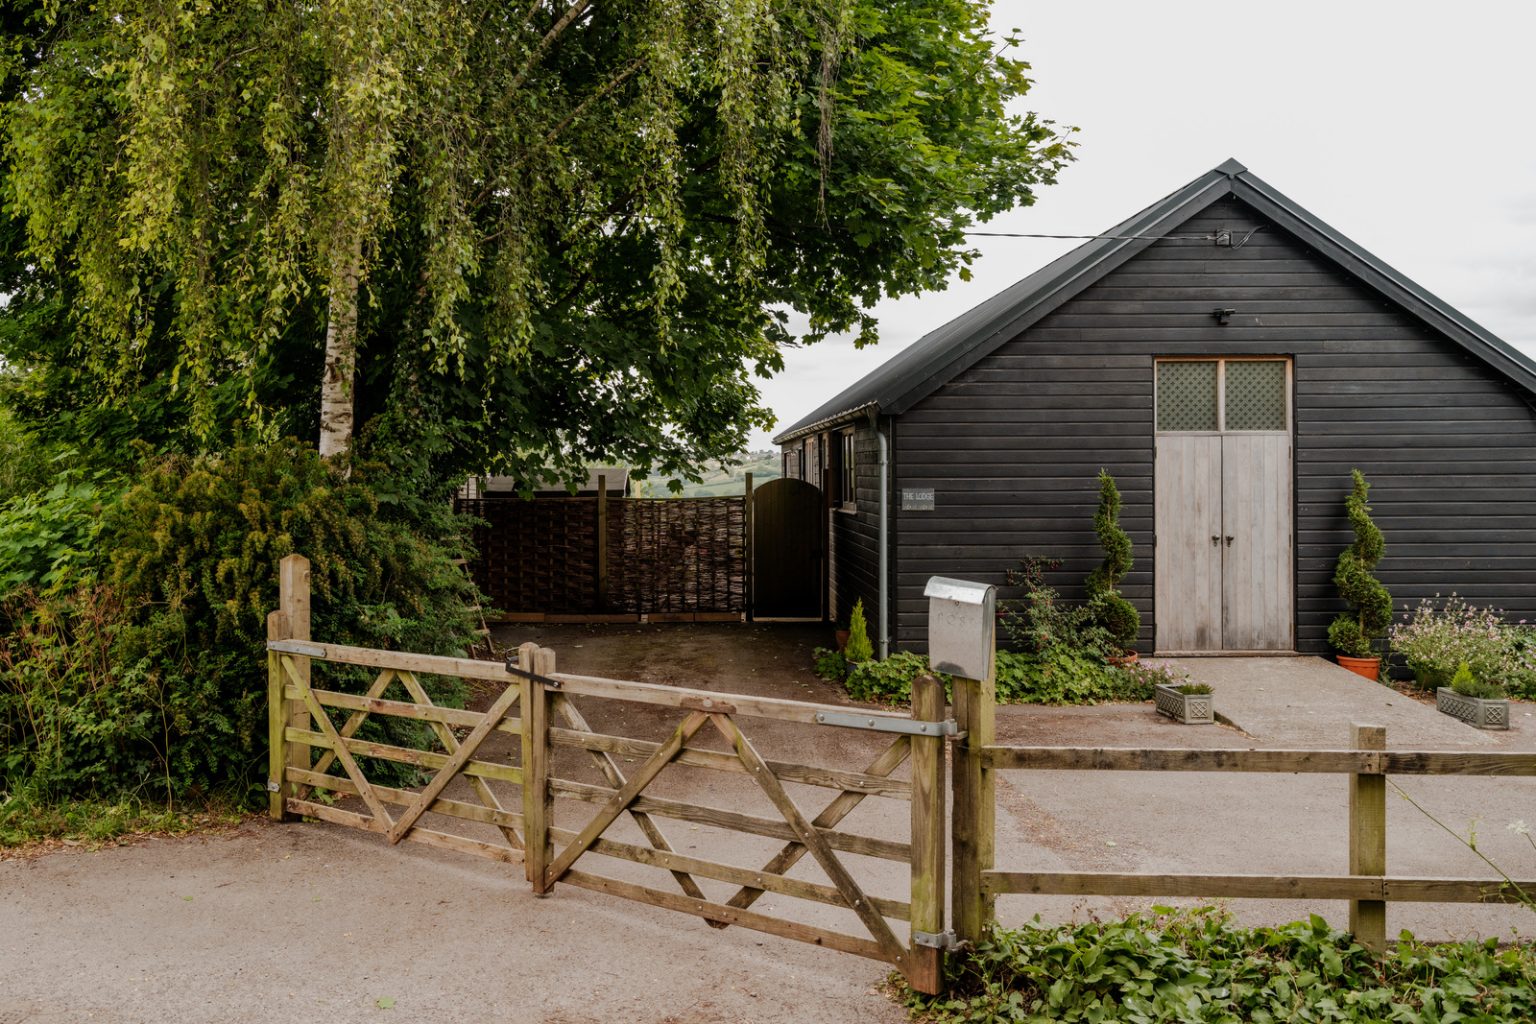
[{"left": 0, "top": 791, "right": 244, "bottom": 857}]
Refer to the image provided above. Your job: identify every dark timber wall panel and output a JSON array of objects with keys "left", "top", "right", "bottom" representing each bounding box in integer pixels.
[
  {"left": 831, "top": 423, "right": 883, "bottom": 628},
  {"left": 893, "top": 195, "right": 1536, "bottom": 653}
]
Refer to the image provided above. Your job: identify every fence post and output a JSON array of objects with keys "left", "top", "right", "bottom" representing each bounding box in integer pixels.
[
  {"left": 596, "top": 474, "right": 609, "bottom": 609},
  {"left": 520, "top": 642, "right": 555, "bottom": 895},
  {"left": 266, "top": 609, "right": 292, "bottom": 821},
  {"left": 1350, "top": 723, "right": 1387, "bottom": 952},
  {"left": 272, "top": 554, "right": 312, "bottom": 820},
  {"left": 743, "top": 472, "right": 754, "bottom": 621},
  {"left": 907, "top": 673, "right": 947, "bottom": 994},
  {"left": 951, "top": 646, "right": 996, "bottom": 944}
]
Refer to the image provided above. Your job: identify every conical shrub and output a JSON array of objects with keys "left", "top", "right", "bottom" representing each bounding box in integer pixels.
[
  {"left": 1327, "top": 469, "right": 1392, "bottom": 657},
  {"left": 1086, "top": 469, "right": 1139, "bottom": 650}
]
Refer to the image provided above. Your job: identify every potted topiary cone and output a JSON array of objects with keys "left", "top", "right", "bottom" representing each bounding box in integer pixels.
[
  {"left": 1328, "top": 469, "right": 1392, "bottom": 681},
  {"left": 1086, "top": 469, "right": 1141, "bottom": 663}
]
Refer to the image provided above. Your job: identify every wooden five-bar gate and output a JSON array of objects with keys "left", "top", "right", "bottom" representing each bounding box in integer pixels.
[
  {"left": 267, "top": 555, "right": 949, "bottom": 993},
  {"left": 268, "top": 555, "right": 1536, "bottom": 995}
]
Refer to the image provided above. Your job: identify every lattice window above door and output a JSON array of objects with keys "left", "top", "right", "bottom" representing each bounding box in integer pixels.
[
  {"left": 1156, "top": 361, "right": 1218, "bottom": 431},
  {"left": 1225, "top": 360, "right": 1288, "bottom": 431}
]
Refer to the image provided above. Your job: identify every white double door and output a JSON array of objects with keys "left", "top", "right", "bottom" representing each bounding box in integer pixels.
[{"left": 1154, "top": 433, "right": 1293, "bottom": 652}]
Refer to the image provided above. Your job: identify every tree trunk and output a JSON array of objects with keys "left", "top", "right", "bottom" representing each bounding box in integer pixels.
[{"left": 318, "top": 236, "right": 362, "bottom": 458}]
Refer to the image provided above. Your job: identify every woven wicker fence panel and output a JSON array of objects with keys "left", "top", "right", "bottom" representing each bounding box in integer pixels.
[
  {"left": 456, "top": 498, "right": 599, "bottom": 613},
  {"left": 609, "top": 498, "right": 746, "bottom": 614}
]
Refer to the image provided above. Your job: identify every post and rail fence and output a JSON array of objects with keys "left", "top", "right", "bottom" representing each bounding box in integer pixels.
[{"left": 268, "top": 556, "right": 1536, "bottom": 995}]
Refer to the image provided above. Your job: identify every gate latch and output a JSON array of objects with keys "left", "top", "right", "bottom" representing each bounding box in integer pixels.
[
  {"left": 813, "top": 710, "right": 957, "bottom": 737},
  {"left": 912, "top": 929, "right": 963, "bottom": 951},
  {"left": 503, "top": 661, "right": 563, "bottom": 689}
]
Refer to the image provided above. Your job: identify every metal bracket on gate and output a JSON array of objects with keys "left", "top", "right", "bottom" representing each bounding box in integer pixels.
[
  {"left": 812, "top": 710, "right": 958, "bottom": 737},
  {"left": 912, "top": 929, "right": 963, "bottom": 951},
  {"left": 502, "top": 661, "right": 563, "bottom": 689}
]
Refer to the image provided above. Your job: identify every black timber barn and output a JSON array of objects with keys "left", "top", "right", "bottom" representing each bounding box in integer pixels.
[{"left": 774, "top": 159, "right": 1536, "bottom": 658}]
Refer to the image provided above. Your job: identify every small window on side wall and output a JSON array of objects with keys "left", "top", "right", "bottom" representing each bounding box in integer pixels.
[{"left": 840, "top": 430, "right": 856, "bottom": 511}]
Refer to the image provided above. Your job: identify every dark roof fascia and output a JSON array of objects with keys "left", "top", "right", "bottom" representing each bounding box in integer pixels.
[
  {"left": 773, "top": 164, "right": 1243, "bottom": 442},
  {"left": 1229, "top": 172, "right": 1536, "bottom": 395},
  {"left": 773, "top": 401, "right": 879, "bottom": 446},
  {"left": 881, "top": 172, "right": 1239, "bottom": 415}
]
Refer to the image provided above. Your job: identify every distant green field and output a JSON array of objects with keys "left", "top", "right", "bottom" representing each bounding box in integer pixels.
[{"left": 634, "top": 451, "right": 781, "bottom": 497}]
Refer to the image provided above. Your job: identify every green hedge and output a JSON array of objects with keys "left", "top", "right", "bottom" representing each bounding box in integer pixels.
[{"left": 0, "top": 441, "right": 482, "bottom": 810}]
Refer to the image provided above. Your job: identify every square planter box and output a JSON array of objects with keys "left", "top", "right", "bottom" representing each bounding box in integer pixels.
[
  {"left": 1155, "top": 683, "right": 1213, "bottom": 725},
  {"left": 1436, "top": 688, "right": 1510, "bottom": 730}
]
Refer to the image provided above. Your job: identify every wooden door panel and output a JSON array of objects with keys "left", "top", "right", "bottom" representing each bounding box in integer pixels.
[
  {"left": 1154, "top": 436, "right": 1224, "bottom": 651},
  {"left": 752, "top": 478, "right": 824, "bottom": 618},
  {"left": 1221, "top": 434, "right": 1293, "bottom": 650}
]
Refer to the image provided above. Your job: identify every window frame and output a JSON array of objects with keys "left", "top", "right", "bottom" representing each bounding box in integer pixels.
[
  {"left": 1154, "top": 356, "right": 1292, "bottom": 435},
  {"left": 838, "top": 429, "right": 857, "bottom": 512}
]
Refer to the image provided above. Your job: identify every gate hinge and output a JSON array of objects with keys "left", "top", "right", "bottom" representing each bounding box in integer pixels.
[
  {"left": 912, "top": 929, "right": 963, "bottom": 951},
  {"left": 813, "top": 710, "right": 958, "bottom": 737},
  {"left": 266, "top": 780, "right": 281, "bottom": 793}
]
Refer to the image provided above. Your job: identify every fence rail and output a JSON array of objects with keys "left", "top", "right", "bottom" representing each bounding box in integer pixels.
[{"left": 968, "top": 722, "right": 1536, "bottom": 951}]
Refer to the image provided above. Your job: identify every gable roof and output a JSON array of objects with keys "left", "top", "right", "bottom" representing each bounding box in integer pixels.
[{"left": 773, "top": 158, "right": 1536, "bottom": 443}]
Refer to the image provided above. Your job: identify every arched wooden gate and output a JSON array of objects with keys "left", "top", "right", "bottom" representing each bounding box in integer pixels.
[{"left": 751, "top": 477, "right": 824, "bottom": 619}]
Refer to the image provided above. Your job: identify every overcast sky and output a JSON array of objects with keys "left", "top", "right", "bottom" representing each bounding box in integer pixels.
[{"left": 749, "top": 0, "right": 1536, "bottom": 450}]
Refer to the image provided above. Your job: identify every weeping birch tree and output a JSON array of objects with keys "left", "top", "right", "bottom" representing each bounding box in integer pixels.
[{"left": 2, "top": 0, "right": 1072, "bottom": 481}]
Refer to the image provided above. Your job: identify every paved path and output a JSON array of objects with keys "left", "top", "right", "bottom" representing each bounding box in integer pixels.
[{"left": 1157, "top": 656, "right": 1522, "bottom": 748}]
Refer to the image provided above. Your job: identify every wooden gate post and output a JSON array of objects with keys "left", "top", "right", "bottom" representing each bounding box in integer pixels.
[
  {"left": 1350, "top": 723, "right": 1387, "bottom": 951},
  {"left": 266, "top": 608, "right": 291, "bottom": 821},
  {"left": 951, "top": 655, "right": 996, "bottom": 944},
  {"left": 907, "top": 673, "right": 948, "bottom": 994},
  {"left": 268, "top": 554, "right": 313, "bottom": 821},
  {"left": 520, "top": 643, "right": 556, "bottom": 895}
]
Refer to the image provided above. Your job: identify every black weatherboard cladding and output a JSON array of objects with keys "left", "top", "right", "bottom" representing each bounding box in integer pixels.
[
  {"left": 829, "top": 423, "right": 883, "bottom": 627},
  {"left": 891, "top": 194, "right": 1536, "bottom": 652}
]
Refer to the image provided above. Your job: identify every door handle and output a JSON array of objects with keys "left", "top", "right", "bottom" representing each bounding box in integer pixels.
[
  {"left": 1210, "top": 535, "right": 1220, "bottom": 547},
  {"left": 1225, "top": 535, "right": 1234, "bottom": 547}
]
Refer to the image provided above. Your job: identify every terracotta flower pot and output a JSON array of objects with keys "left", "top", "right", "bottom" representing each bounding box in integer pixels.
[
  {"left": 1108, "top": 651, "right": 1139, "bottom": 667},
  {"left": 835, "top": 630, "right": 850, "bottom": 651},
  {"left": 1336, "top": 654, "right": 1381, "bottom": 681}
]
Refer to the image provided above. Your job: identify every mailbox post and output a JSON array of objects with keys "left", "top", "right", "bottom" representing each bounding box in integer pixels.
[{"left": 925, "top": 577, "right": 997, "bottom": 944}]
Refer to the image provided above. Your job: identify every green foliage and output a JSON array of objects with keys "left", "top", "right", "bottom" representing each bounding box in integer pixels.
[
  {"left": 995, "top": 650, "right": 1157, "bottom": 706},
  {"left": 905, "top": 909, "right": 1536, "bottom": 1023},
  {"left": 2, "top": 0, "right": 1073, "bottom": 485},
  {"left": 1450, "top": 661, "right": 1505, "bottom": 700},
  {"left": 834, "top": 649, "right": 1159, "bottom": 706},
  {"left": 844, "top": 651, "right": 939, "bottom": 704},
  {"left": 0, "top": 441, "right": 482, "bottom": 806},
  {"left": 812, "top": 646, "right": 847, "bottom": 682},
  {"left": 0, "top": 463, "right": 121, "bottom": 598},
  {"left": 0, "top": 405, "right": 61, "bottom": 503},
  {"left": 1391, "top": 594, "right": 1535, "bottom": 695},
  {"left": 1328, "top": 469, "right": 1392, "bottom": 657},
  {"left": 845, "top": 598, "right": 874, "bottom": 664},
  {"left": 1176, "top": 682, "right": 1214, "bottom": 695},
  {"left": 1002, "top": 556, "right": 1114, "bottom": 659},
  {"left": 1085, "top": 470, "right": 1139, "bottom": 650}
]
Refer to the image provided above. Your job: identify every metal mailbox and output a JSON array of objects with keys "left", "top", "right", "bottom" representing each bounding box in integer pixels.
[{"left": 924, "top": 576, "right": 996, "bottom": 680}]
